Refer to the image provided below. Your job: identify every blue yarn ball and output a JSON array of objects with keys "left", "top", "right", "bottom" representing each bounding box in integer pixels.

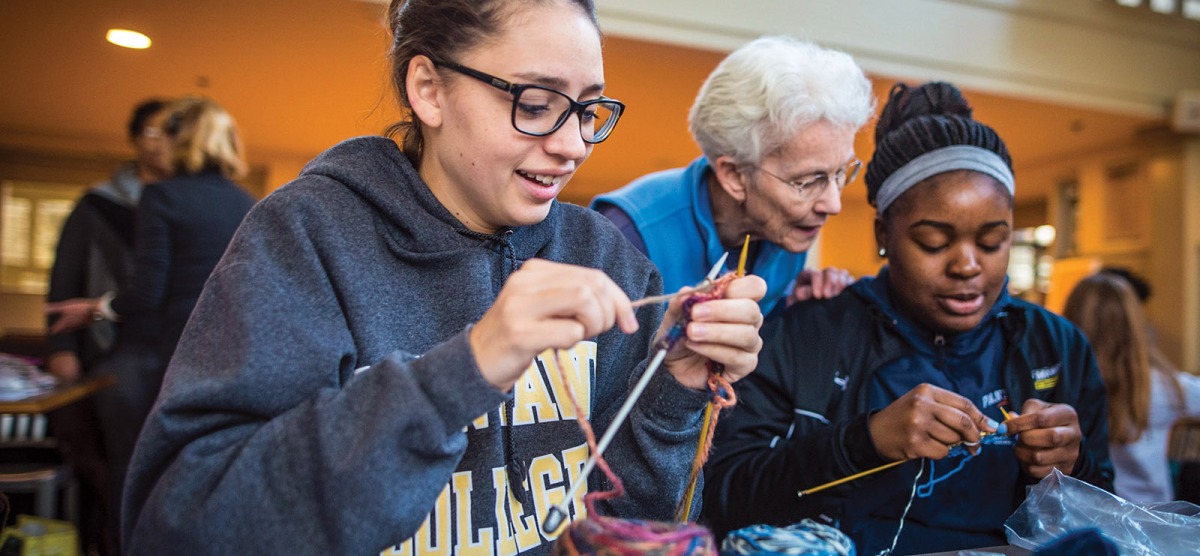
[{"left": 720, "top": 520, "right": 855, "bottom": 556}]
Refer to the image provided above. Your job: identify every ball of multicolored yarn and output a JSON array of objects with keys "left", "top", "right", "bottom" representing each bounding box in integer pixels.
[
  {"left": 552, "top": 516, "right": 717, "bottom": 556},
  {"left": 720, "top": 520, "right": 855, "bottom": 556}
]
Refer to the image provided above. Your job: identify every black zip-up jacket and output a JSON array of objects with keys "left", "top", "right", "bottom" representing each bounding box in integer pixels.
[{"left": 703, "top": 278, "right": 1113, "bottom": 550}]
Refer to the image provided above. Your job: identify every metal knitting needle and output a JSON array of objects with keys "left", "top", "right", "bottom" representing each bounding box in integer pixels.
[{"left": 541, "top": 253, "right": 729, "bottom": 534}]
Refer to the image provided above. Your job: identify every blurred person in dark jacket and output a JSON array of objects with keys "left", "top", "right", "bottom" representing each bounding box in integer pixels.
[{"left": 44, "top": 97, "right": 171, "bottom": 555}]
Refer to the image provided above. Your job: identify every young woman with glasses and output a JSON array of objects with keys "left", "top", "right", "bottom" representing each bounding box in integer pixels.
[
  {"left": 705, "top": 82, "right": 1113, "bottom": 554},
  {"left": 120, "top": 0, "right": 766, "bottom": 554},
  {"left": 592, "top": 36, "right": 875, "bottom": 318}
]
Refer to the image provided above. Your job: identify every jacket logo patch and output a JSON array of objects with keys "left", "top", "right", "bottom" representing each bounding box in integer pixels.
[
  {"left": 981, "top": 389, "right": 1005, "bottom": 409},
  {"left": 1032, "top": 363, "right": 1060, "bottom": 391},
  {"left": 833, "top": 372, "right": 848, "bottom": 391}
]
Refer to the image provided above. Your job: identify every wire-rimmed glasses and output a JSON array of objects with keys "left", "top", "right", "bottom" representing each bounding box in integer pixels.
[
  {"left": 433, "top": 59, "right": 625, "bottom": 144},
  {"left": 753, "top": 159, "right": 862, "bottom": 201}
]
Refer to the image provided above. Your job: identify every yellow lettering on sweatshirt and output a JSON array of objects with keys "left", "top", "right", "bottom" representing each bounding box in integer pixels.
[
  {"left": 513, "top": 361, "right": 559, "bottom": 426},
  {"left": 469, "top": 411, "right": 490, "bottom": 432},
  {"left": 490, "top": 467, "right": 542, "bottom": 555},
  {"left": 561, "top": 443, "right": 589, "bottom": 523},
  {"left": 452, "top": 472, "right": 494, "bottom": 556},
  {"left": 387, "top": 341, "right": 599, "bottom": 556},
  {"left": 388, "top": 483, "right": 452, "bottom": 556},
  {"left": 490, "top": 467, "right": 520, "bottom": 556}
]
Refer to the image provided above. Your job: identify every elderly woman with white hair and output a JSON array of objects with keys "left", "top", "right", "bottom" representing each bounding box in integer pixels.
[{"left": 592, "top": 35, "right": 874, "bottom": 316}]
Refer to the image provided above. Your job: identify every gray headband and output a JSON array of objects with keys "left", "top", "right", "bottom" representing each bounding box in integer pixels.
[{"left": 874, "top": 145, "right": 1014, "bottom": 214}]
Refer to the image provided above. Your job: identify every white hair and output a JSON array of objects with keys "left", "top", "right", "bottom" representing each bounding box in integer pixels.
[{"left": 689, "top": 36, "right": 875, "bottom": 165}]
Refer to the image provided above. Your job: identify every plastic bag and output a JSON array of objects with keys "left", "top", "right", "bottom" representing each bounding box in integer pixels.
[{"left": 1004, "top": 469, "right": 1200, "bottom": 556}]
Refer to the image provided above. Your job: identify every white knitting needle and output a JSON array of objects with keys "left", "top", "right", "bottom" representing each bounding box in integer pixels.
[{"left": 540, "top": 253, "right": 729, "bottom": 534}]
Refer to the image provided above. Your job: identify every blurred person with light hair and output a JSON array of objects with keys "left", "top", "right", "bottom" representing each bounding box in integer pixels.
[
  {"left": 46, "top": 98, "right": 257, "bottom": 525},
  {"left": 1063, "top": 272, "right": 1200, "bottom": 504},
  {"left": 48, "top": 96, "right": 255, "bottom": 363},
  {"left": 593, "top": 36, "right": 874, "bottom": 317}
]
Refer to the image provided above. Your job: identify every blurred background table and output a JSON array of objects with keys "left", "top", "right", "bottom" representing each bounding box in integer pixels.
[{"left": 2, "top": 373, "right": 115, "bottom": 526}]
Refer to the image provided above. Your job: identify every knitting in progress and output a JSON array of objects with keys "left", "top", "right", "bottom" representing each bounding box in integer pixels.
[{"left": 546, "top": 252, "right": 746, "bottom": 555}]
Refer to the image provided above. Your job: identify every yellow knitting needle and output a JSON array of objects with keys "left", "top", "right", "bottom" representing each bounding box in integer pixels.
[
  {"left": 797, "top": 429, "right": 1001, "bottom": 497},
  {"left": 736, "top": 234, "right": 750, "bottom": 277},
  {"left": 677, "top": 235, "right": 751, "bottom": 520},
  {"left": 797, "top": 459, "right": 909, "bottom": 497}
]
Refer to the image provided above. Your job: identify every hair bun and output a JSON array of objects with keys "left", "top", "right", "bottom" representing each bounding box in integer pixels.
[{"left": 873, "top": 82, "right": 973, "bottom": 144}]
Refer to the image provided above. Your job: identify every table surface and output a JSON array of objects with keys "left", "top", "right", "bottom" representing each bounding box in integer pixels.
[
  {"left": 916, "top": 545, "right": 1031, "bottom": 556},
  {"left": 0, "top": 374, "right": 115, "bottom": 414}
]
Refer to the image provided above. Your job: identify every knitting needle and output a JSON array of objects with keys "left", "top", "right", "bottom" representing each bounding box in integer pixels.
[
  {"left": 736, "top": 234, "right": 750, "bottom": 277},
  {"left": 541, "top": 253, "right": 729, "bottom": 534},
  {"left": 676, "top": 236, "right": 750, "bottom": 521},
  {"left": 797, "top": 459, "right": 909, "bottom": 497},
  {"left": 796, "top": 429, "right": 1001, "bottom": 498}
]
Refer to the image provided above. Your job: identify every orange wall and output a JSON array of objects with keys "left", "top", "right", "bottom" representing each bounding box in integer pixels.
[
  {"left": 561, "top": 38, "right": 726, "bottom": 205},
  {"left": 817, "top": 198, "right": 884, "bottom": 279}
]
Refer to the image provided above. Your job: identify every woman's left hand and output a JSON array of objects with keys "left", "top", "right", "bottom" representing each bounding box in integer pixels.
[
  {"left": 45, "top": 297, "right": 101, "bottom": 334},
  {"left": 661, "top": 274, "right": 766, "bottom": 390},
  {"left": 1005, "top": 398, "right": 1082, "bottom": 479}
]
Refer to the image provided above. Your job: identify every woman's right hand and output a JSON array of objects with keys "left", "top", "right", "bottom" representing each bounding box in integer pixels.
[
  {"left": 469, "top": 259, "right": 640, "bottom": 392},
  {"left": 868, "top": 383, "right": 1001, "bottom": 461}
]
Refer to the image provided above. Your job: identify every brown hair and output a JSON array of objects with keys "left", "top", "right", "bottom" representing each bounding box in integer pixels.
[
  {"left": 1063, "top": 272, "right": 1184, "bottom": 443},
  {"left": 384, "top": 0, "right": 598, "bottom": 164},
  {"left": 163, "top": 96, "right": 247, "bottom": 179}
]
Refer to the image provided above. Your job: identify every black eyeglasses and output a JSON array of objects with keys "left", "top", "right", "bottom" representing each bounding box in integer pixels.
[
  {"left": 753, "top": 159, "right": 862, "bottom": 202},
  {"left": 433, "top": 59, "right": 625, "bottom": 144}
]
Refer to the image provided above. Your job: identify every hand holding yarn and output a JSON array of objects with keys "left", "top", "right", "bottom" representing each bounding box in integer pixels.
[
  {"left": 469, "top": 259, "right": 639, "bottom": 392},
  {"left": 1005, "top": 399, "right": 1082, "bottom": 479},
  {"left": 868, "top": 383, "right": 1002, "bottom": 460},
  {"left": 660, "top": 274, "right": 766, "bottom": 390}
]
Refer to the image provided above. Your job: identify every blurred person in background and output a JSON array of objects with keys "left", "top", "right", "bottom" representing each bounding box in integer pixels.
[
  {"left": 591, "top": 36, "right": 874, "bottom": 317},
  {"left": 45, "top": 96, "right": 256, "bottom": 552},
  {"left": 44, "top": 97, "right": 171, "bottom": 555},
  {"left": 1063, "top": 272, "right": 1200, "bottom": 504}
]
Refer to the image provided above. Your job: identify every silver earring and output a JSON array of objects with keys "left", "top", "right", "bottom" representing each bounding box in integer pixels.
[{"left": 878, "top": 248, "right": 887, "bottom": 257}]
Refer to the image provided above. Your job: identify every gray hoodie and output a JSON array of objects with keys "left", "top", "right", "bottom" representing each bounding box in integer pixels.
[{"left": 123, "top": 136, "right": 710, "bottom": 555}]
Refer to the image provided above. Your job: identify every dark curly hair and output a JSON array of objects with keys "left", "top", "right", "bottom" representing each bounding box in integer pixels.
[{"left": 864, "top": 82, "right": 1012, "bottom": 214}]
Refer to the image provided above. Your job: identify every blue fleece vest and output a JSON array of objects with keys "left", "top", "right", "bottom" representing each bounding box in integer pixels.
[{"left": 592, "top": 156, "right": 806, "bottom": 314}]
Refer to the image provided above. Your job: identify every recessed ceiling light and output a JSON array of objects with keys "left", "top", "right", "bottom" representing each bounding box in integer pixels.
[{"left": 106, "top": 29, "right": 151, "bottom": 49}]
